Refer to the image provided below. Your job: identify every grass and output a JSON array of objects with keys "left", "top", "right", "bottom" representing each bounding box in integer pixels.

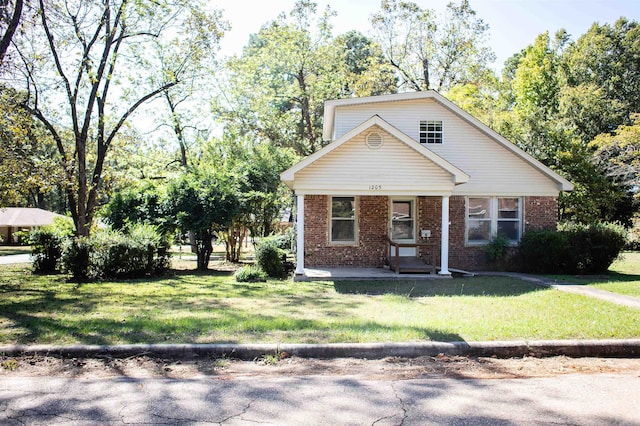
[
  {"left": 0, "top": 262, "right": 638, "bottom": 346},
  {"left": 546, "top": 252, "right": 640, "bottom": 298},
  {"left": 0, "top": 245, "right": 31, "bottom": 256}
]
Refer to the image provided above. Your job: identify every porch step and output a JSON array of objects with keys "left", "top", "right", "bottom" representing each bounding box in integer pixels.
[{"left": 389, "top": 256, "right": 437, "bottom": 274}]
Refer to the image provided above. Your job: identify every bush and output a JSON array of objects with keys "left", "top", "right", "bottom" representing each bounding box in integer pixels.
[
  {"left": 30, "top": 229, "right": 65, "bottom": 273},
  {"left": 234, "top": 265, "right": 267, "bottom": 282},
  {"left": 60, "top": 225, "right": 170, "bottom": 281},
  {"left": 258, "top": 232, "right": 292, "bottom": 252},
  {"left": 484, "top": 234, "right": 510, "bottom": 263},
  {"left": 30, "top": 217, "right": 75, "bottom": 274},
  {"left": 255, "top": 241, "right": 285, "bottom": 278},
  {"left": 561, "top": 222, "right": 627, "bottom": 274},
  {"left": 517, "top": 223, "right": 626, "bottom": 274},
  {"left": 517, "top": 229, "right": 570, "bottom": 274}
]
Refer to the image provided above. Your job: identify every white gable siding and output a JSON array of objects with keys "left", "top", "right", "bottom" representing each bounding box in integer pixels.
[
  {"left": 333, "top": 99, "right": 561, "bottom": 196},
  {"left": 293, "top": 126, "right": 455, "bottom": 195}
]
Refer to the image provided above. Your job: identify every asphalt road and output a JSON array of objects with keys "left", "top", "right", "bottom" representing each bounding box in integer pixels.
[{"left": 1, "top": 373, "right": 638, "bottom": 425}]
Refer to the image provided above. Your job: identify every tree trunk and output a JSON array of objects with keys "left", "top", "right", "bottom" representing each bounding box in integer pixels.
[
  {"left": 0, "top": 0, "right": 23, "bottom": 66},
  {"left": 196, "top": 230, "right": 213, "bottom": 271}
]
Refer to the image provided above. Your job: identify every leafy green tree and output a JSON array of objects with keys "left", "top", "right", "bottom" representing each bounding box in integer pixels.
[
  {"left": 164, "top": 170, "right": 237, "bottom": 270},
  {"left": 0, "top": 85, "right": 63, "bottom": 208},
  {"left": 370, "top": 0, "right": 495, "bottom": 91},
  {"left": 201, "top": 137, "right": 296, "bottom": 262},
  {"left": 215, "top": 1, "right": 396, "bottom": 157},
  {"left": 6, "top": 0, "right": 226, "bottom": 237}
]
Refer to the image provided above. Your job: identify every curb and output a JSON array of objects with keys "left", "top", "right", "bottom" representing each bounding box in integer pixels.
[{"left": 1, "top": 340, "right": 639, "bottom": 360}]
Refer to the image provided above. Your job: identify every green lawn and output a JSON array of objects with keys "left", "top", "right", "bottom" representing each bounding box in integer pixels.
[
  {"left": 588, "top": 252, "right": 640, "bottom": 298},
  {"left": 546, "top": 252, "right": 640, "bottom": 298},
  {"left": 0, "top": 263, "right": 638, "bottom": 345}
]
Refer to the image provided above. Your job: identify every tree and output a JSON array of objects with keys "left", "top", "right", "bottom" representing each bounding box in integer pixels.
[
  {"left": 215, "top": 1, "right": 396, "bottom": 157},
  {"left": 6, "top": 0, "right": 226, "bottom": 237},
  {"left": 370, "top": 0, "right": 495, "bottom": 91},
  {"left": 0, "top": 84, "right": 63, "bottom": 208},
  {"left": 165, "top": 170, "right": 237, "bottom": 271}
]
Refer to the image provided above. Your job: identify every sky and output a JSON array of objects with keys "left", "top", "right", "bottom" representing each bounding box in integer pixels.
[{"left": 213, "top": 0, "right": 640, "bottom": 71}]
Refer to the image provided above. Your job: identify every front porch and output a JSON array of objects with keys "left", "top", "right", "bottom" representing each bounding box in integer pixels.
[{"left": 294, "top": 266, "right": 475, "bottom": 281}]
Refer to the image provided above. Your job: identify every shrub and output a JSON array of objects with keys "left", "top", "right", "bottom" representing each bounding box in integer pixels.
[
  {"left": 484, "top": 234, "right": 510, "bottom": 263},
  {"left": 255, "top": 241, "right": 285, "bottom": 278},
  {"left": 561, "top": 222, "right": 627, "bottom": 274},
  {"left": 30, "top": 229, "right": 65, "bottom": 273},
  {"left": 60, "top": 225, "right": 170, "bottom": 281},
  {"left": 234, "top": 265, "right": 267, "bottom": 282},
  {"left": 258, "top": 232, "right": 292, "bottom": 252},
  {"left": 517, "top": 223, "right": 626, "bottom": 274},
  {"left": 517, "top": 229, "right": 570, "bottom": 274}
]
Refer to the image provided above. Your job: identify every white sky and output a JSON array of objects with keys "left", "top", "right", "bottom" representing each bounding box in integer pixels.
[{"left": 214, "top": 0, "right": 640, "bottom": 71}]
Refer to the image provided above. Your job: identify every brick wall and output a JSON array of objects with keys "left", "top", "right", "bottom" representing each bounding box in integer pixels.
[
  {"left": 303, "top": 194, "right": 558, "bottom": 271},
  {"left": 524, "top": 196, "right": 558, "bottom": 231},
  {"left": 304, "top": 195, "right": 388, "bottom": 267}
]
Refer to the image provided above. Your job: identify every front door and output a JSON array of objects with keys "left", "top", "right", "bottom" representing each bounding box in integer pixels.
[{"left": 390, "top": 199, "right": 416, "bottom": 257}]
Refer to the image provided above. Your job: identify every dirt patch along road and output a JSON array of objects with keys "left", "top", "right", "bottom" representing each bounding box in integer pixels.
[{"left": 2, "top": 353, "right": 640, "bottom": 380}]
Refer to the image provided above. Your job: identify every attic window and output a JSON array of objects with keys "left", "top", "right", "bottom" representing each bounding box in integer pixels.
[
  {"left": 366, "top": 132, "right": 383, "bottom": 149},
  {"left": 419, "top": 120, "right": 443, "bottom": 144}
]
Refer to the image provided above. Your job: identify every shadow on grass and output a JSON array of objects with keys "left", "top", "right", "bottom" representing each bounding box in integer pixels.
[{"left": 333, "top": 277, "right": 546, "bottom": 297}]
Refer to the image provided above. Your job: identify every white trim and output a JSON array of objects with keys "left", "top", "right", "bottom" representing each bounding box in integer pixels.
[
  {"left": 281, "top": 115, "right": 470, "bottom": 188},
  {"left": 322, "top": 91, "right": 573, "bottom": 192},
  {"left": 439, "top": 195, "right": 450, "bottom": 276},
  {"left": 295, "top": 194, "right": 305, "bottom": 275},
  {"left": 465, "top": 196, "right": 523, "bottom": 245},
  {"left": 329, "top": 195, "right": 358, "bottom": 245}
]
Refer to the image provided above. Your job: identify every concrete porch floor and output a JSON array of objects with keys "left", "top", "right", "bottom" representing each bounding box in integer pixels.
[{"left": 294, "top": 266, "right": 454, "bottom": 281}]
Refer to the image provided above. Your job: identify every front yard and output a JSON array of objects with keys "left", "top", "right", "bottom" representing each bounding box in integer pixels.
[{"left": 1, "top": 258, "right": 638, "bottom": 345}]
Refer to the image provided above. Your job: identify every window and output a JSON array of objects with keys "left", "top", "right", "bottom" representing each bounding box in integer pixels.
[
  {"left": 331, "top": 196, "right": 356, "bottom": 243},
  {"left": 419, "top": 120, "right": 443, "bottom": 144},
  {"left": 466, "top": 197, "right": 521, "bottom": 244}
]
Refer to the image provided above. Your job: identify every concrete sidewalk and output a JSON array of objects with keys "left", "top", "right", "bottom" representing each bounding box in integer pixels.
[{"left": 0, "top": 254, "right": 30, "bottom": 265}]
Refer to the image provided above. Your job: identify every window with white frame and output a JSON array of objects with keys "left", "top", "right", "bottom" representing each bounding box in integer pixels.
[
  {"left": 466, "top": 197, "right": 522, "bottom": 244},
  {"left": 330, "top": 196, "right": 356, "bottom": 243},
  {"left": 419, "top": 120, "right": 443, "bottom": 144}
]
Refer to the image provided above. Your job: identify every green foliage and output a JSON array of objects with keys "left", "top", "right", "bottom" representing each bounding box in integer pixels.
[
  {"left": 517, "top": 230, "right": 570, "bottom": 274},
  {"left": 484, "top": 234, "right": 510, "bottom": 263},
  {"left": 101, "top": 182, "right": 165, "bottom": 231},
  {"left": 518, "top": 223, "right": 626, "bottom": 274},
  {"left": 234, "top": 265, "right": 268, "bottom": 283},
  {"left": 255, "top": 241, "right": 286, "bottom": 278},
  {"left": 60, "top": 226, "right": 170, "bottom": 281},
  {"left": 29, "top": 217, "right": 74, "bottom": 274},
  {"left": 561, "top": 222, "right": 627, "bottom": 274},
  {"left": 370, "top": 0, "right": 495, "bottom": 91}
]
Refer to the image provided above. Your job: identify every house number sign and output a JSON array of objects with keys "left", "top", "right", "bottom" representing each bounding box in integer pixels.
[{"left": 369, "top": 185, "right": 382, "bottom": 190}]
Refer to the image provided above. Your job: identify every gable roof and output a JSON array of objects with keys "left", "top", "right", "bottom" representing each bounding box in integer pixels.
[
  {"left": 322, "top": 91, "right": 574, "bottom": 192},
  {"left": 281, "top": 115, "right": 470, "bottom": 187},
  {"left": 0, "top": 207, "right": 65, "bottom": 227}
]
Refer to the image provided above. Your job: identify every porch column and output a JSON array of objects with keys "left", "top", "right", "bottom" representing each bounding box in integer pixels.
[
  {"left": 295, "top": 194, "right": 305, "bottom": 275},
  {"left": 439, "top": 195, "right": 451, "bottom": 275}
]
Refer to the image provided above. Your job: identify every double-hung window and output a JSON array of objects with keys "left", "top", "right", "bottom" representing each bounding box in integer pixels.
[
  {"left": 467, "top": 197, "right": 522, "bottom": 244},
  {"left": 419, "top": 120, "right": 443, "bottom": 144},
  {"left": 330, "top": 196, "right": 356, "bottom": 243}
]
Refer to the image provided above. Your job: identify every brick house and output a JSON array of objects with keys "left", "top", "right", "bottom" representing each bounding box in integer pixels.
[{"left": 281, "top": 91, "right": 573, "bottom": 275}]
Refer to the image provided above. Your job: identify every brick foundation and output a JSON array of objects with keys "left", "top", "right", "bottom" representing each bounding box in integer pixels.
[{"left": 303, "top": 194, "right": 558, "bottom": 271}]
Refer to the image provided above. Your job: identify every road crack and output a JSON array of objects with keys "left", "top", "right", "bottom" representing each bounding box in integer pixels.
[{"left": 372, "top": 382, "right": 408, "bottom": 426}]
